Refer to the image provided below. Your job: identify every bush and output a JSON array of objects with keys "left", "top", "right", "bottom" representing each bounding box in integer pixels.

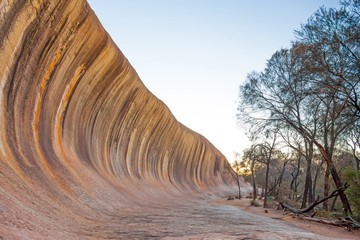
[
  {"left": 342, "top": 168, "right": 360, "bottom": 217},
  {"left": 250, "top": 200, "right": 260, "bottom": 207}
]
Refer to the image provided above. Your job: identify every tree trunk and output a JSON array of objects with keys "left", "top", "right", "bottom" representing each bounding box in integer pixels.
[
  {"left": 355, "top": 154, "right": 360, "bottom": 171},
  {"left": 251, "top": 160, "right": 257, "bottom": 200},
  {"left": 330, "top": 195, "right": 338, "bottom": 211},
  {"left": 323, "top": 165, "right": 330, "bottom": 211},
  {"left": 263, "top": 131, "right": 277, "bottom": 207},
  {"left": 264, "top": 160, "right": 270, "bottom": 208},
  {"left": 329, "top": 163, "right": 352, "bottom": 214},
  {"left": 312, "top": 159, "right": 324, "bottom": 200},
  {"left": 294, "top": 157, "right": 301, "bottom": 199},
  {"left": 313, "top": 173, "right": 318, "bottom": 202},
  {"left": 237, "top": 174, "right": 241, "bottom": 199},
  {"left": 307, "top": 162, "right": 313, "bottom": 204},
  {"left": 301, "top": 158, "right": 312, "bottom": 208},
  {"left": 297, "top": 216, "right": 360, "bottom": 230},
  {"left": 318, "top": 146, "right": 352, "bottom": 214},
  {"left": 278, "top": 160, "right": 287, "bottom": 189},
  {"left": 302, "top": 174, "right": 309, "bottom": 208},
  {"left": 280, "top": 186, "right": 345, "bottom": 214}
]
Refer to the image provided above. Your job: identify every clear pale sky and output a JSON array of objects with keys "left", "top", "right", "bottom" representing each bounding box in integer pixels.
[{"left": 87, "top": 0, "right": 341, "bottom": 163}]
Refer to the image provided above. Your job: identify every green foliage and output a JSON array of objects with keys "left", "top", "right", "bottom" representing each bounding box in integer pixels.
[{"left": 343, "top": 168, "right": 360, "bottom": 216}]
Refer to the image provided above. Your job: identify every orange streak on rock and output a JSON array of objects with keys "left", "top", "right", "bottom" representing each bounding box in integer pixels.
[
  {"left": 55, "top": 64, "right": 86, "bottom": 163},
  {"left": 33, "top": 19, "right": 81, "bottom": 179},
  {"left": 0, "top": 1, "right": 233, "bottom": 238}
]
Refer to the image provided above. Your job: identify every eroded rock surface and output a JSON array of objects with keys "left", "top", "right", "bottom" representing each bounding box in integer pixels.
[
  {"left": 0, "top": 1, "right": 338, "bottom": 239},
  {"left": 0, "top": 0, "right": 231, "bottom": 238}
]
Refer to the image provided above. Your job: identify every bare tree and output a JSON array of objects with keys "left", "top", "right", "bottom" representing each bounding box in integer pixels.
[
  {"left": 289, "top": 149, "right": 302, "bottom": 200},
  {"left": 345, "top": 127, "right": 360, "bottom": 171},
  {"left": 224, "top": 156, "right": 243, "bottom": 200},
  {"left": 312, "top": 156, "right": 325, "bottom": 201},
  {"left": 237, "top": 1, "right": 360, "bottom": 214},
  {"left": 257, "top": 131, "right": 278, "bottom": 208},
  {"left": 280, "top": 130, "right": 316, "bottom": 207},
  {"left": 238, "top": 46, "right": 353, "bottom": 214},
  {"left": 242, "top": 146, "right": 260, "bottom": 200},
  {"left": 295, "top": 2, "right": 360, "bottom": 120},
  {"left": 294, "top": 3, "right": 360, "bottom": 211}
]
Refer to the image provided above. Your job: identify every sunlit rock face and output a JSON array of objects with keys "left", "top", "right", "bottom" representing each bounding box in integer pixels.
[{"left": 0, "top": 0, "right": 231, "bottom": 238}]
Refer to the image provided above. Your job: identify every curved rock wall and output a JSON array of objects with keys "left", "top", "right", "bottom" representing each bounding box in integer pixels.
[{"left": 0, "top": 0, "right": 231, "bottom": 238}]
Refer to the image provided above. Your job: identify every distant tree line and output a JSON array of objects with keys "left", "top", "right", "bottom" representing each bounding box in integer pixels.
[{"left": 237, "top": 0, "right": 359, "bottom": 216}]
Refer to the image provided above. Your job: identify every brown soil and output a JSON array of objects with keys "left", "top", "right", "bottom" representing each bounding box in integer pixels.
[{"left": 212, "top": 197, "right": 360, "bottom": 240}]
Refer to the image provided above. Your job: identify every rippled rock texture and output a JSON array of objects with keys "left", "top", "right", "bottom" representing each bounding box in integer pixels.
[{"left": 0, "top": 0, "right": 232, "bottom": 238}]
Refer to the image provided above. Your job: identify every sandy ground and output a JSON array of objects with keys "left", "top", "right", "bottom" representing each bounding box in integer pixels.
[
  {"left": 212, "top": 197, "right": 360, "bottom": 240},
  {"left": 1, "top": 187, "right": 355, "bottom": 239}
]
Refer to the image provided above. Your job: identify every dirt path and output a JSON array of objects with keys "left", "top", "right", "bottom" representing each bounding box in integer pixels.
[{"left": 212, "top": 197, "right": 360, "bottom": 240}]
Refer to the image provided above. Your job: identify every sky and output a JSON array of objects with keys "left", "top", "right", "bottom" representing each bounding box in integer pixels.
[{"left": 87, "top": 0, "right": 342, "bottom": 163}]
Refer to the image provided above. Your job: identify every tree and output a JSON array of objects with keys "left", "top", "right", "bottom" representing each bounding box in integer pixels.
[
  {"left": 256, "top": 131, "right": 278, "bottom": 208},
  {"left": 227, "top": 156, "right": 243, "bottom": 199},
  {"left": 267, "top": 151, "right": 291, "bottom": 201},
  {"left": 312, "top": 154, "right": 325, "bottom": 201},
  {"left": 287, "top": 148, "right": 302, "bottom": 200},
  {"left": 295, "top": 2, "right": 360, "bottom": 120},
  {"left": 238, "top": 46, "right": 353, "bottom": 214},
  {"left": 237, "top": 1, "right": 360, "bottom": 214},
  {"left": 242, "top": 146, "right": 260, "bottom": 200},
  {"left": 280, "top": 129, "right": 315, "bottom": 207},
  {"left": 294, "top": 2, "right": 360, "bottom": 211},
  {"left": 345, "top": 126, "right": 360, "bottom": 171}
]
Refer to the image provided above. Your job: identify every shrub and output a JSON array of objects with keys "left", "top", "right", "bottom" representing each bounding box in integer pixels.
[
  {"left": 250, "top": 200, "right": 260, "bottom": 207},
  {"left": 342, "top": 168, "right": 360, "bottom": 217}
]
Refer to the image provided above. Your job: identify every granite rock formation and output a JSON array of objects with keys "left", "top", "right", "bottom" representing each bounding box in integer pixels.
[{"left": 0, "top": 0, "right": 231, "bottom": 238}]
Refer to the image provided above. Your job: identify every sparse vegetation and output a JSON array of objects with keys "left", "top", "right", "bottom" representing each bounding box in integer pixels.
[
  {"left": 250, "top": 200, "right": 260, "bottom": 207},
  {"left": 236, "top": 0, "right": 360, "bottom": 224},
  {"left": 343, "top": 168, "right": 360, "bottom": 218}
]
